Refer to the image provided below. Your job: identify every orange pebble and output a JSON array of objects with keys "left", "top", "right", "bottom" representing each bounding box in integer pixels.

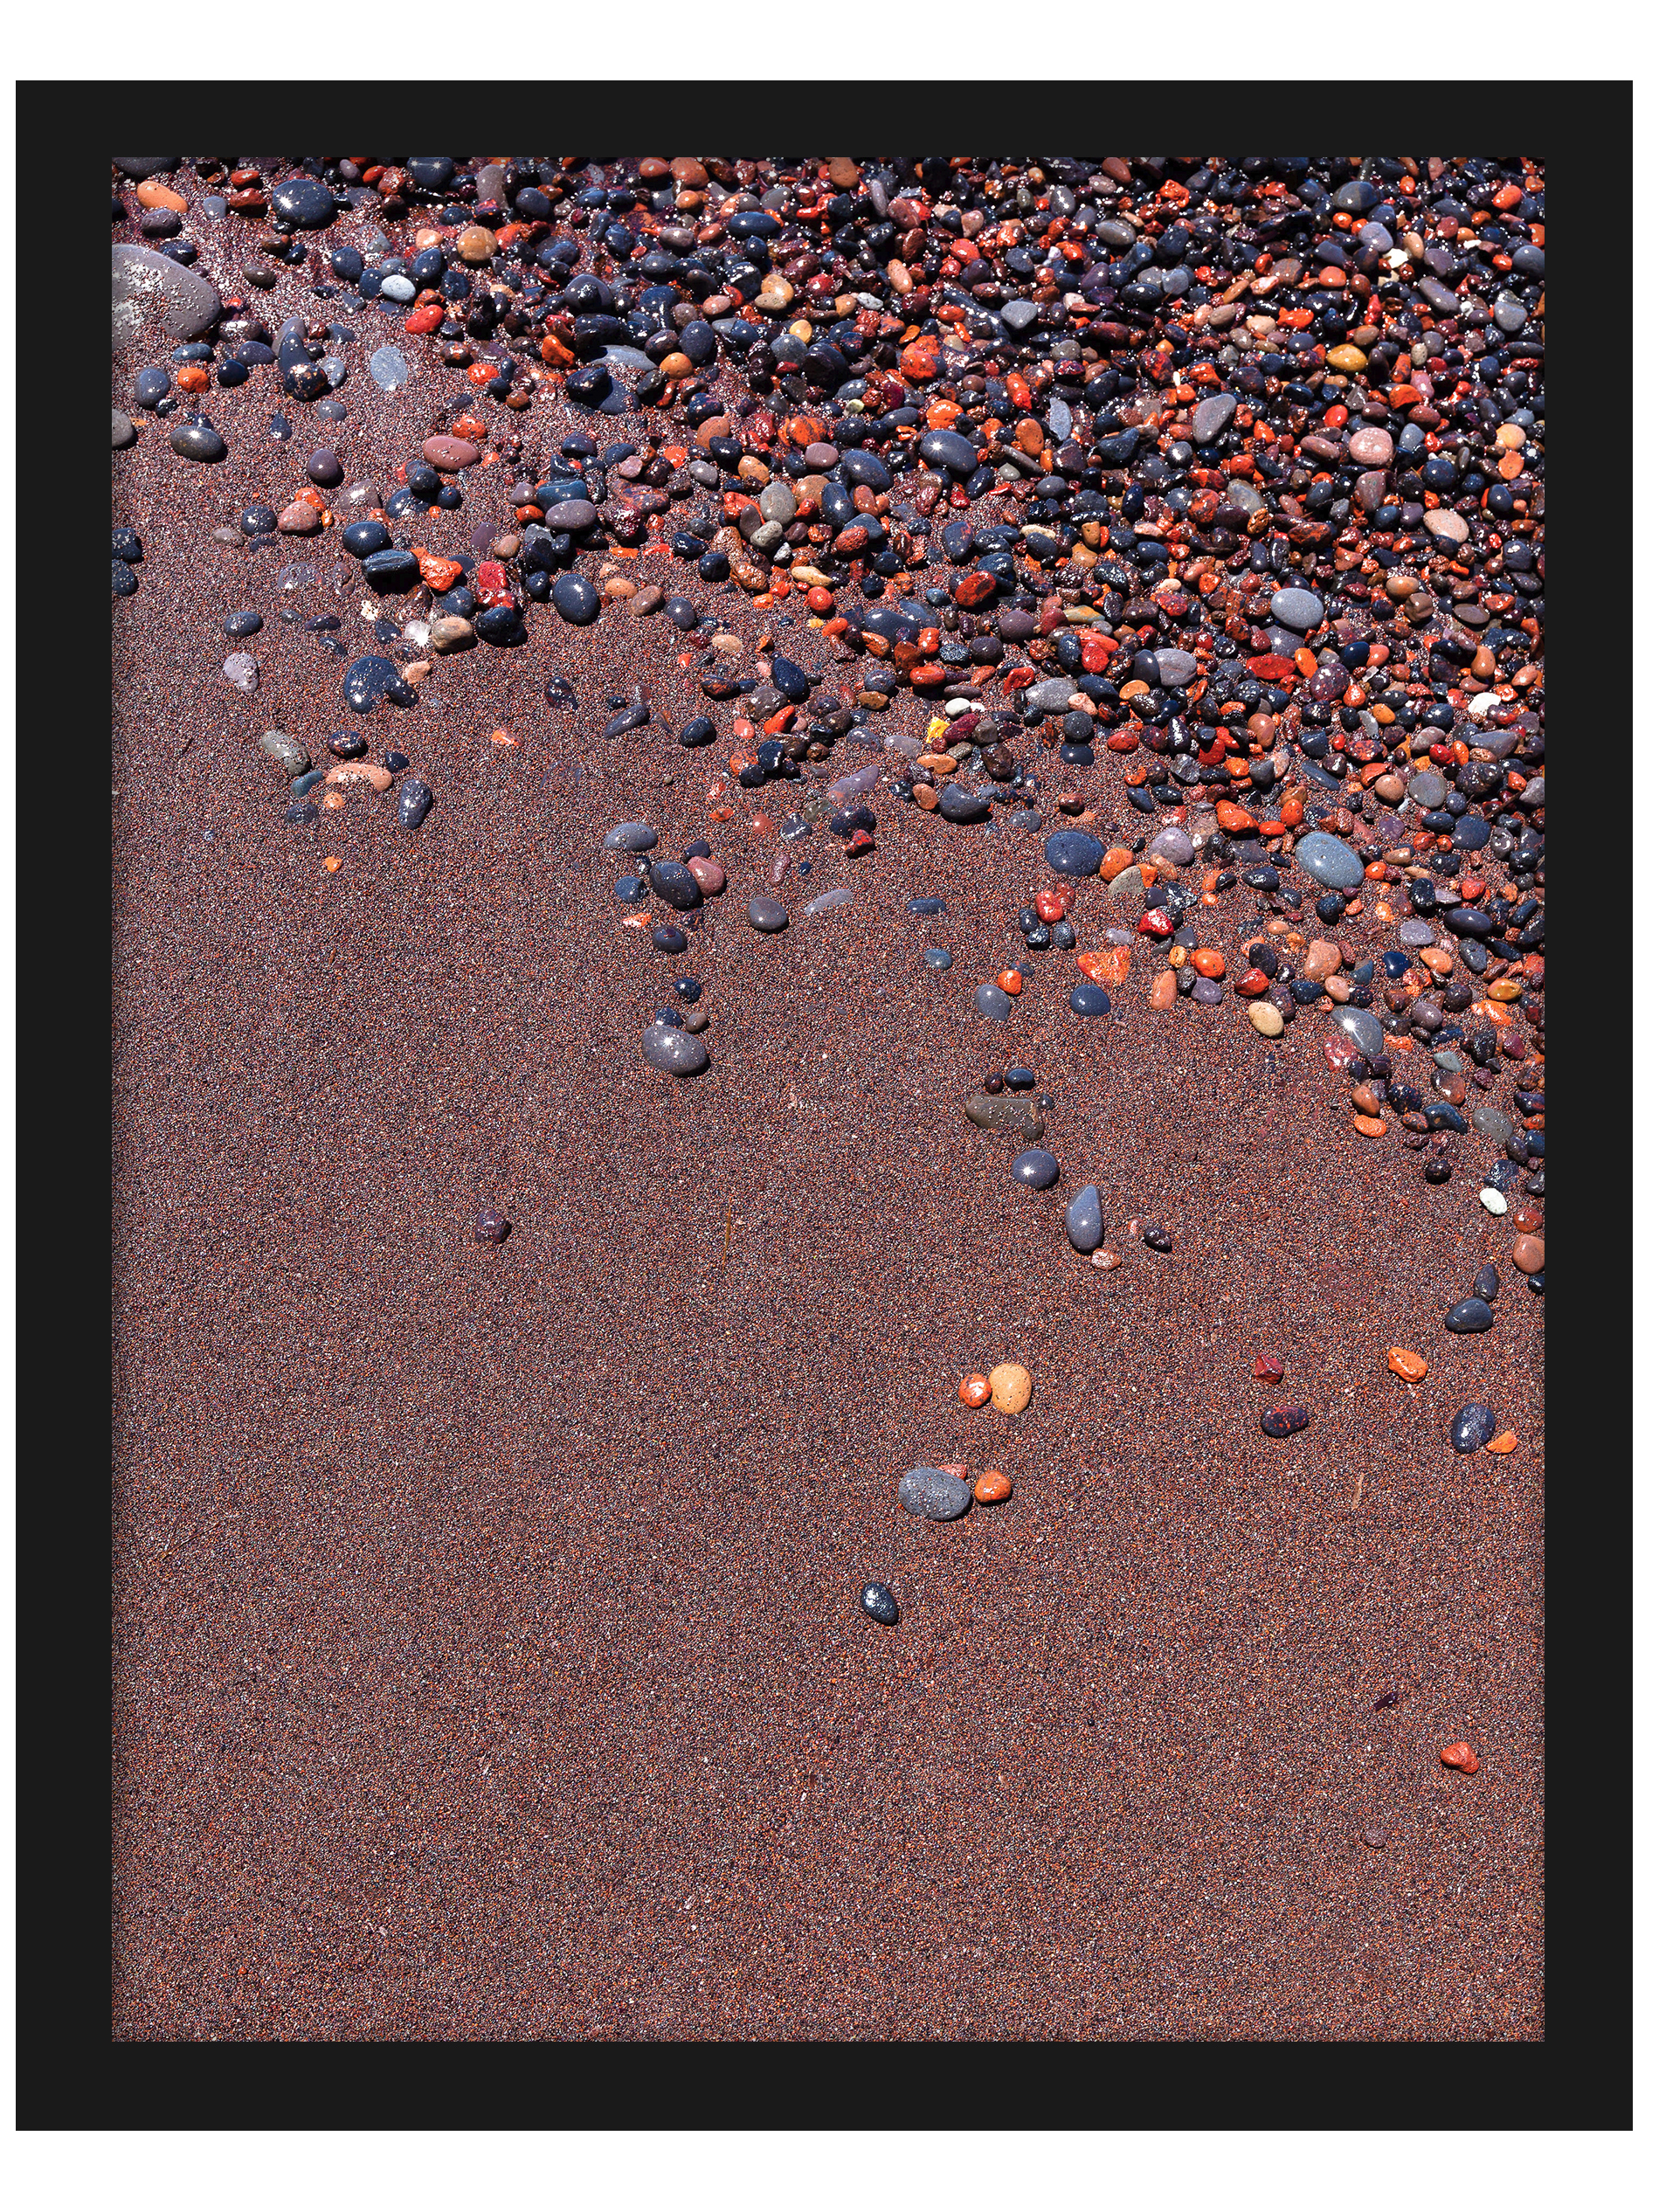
[
  {"left": 1387, "top": 1346, "right": 1427, "bottom": 1382},
  {"left": 973, "top": 1470, "right": 1013, "bottom": 1503},
  {"left": 996, "top": 969, "right": 1023, "bottom": 995},
  {"left": 959, "top": 1373, "right": 992, "bottom": 1407},
  {"left": 322, "top": 856, "right": 342, "bottom": 873},
  {"left": 1191, "top": 947, "right": 1226, "bottom": 978},
  {"left": 1441, "top": 1743, "right": 1479, "bottom": 1774},
  {"left": 1487, "top": 1432, "right": 1518, "bottom": 1455}
]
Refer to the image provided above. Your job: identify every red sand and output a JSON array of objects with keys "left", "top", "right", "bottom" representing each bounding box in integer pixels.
[{"left": 113, "top": 225, "right": 1542, "bottom": 2045}]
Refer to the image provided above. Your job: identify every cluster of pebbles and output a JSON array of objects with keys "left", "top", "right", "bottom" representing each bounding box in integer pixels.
[{"left": 114, "top": 148, "right": 1539, "bottom": 1676}]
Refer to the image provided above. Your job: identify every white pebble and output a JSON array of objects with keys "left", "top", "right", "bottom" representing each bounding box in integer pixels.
[{"left": 1480, "top": 1188, "right": 1509, "bottom": 1215}]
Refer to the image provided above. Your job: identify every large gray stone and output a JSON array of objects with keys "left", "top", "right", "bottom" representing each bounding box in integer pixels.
[
  {"left": 1294, "top": 831, "right": 1365, "bottom": 890},
  {"left": 898, "top": 1467, "right": 972, "bottom": 1521},
  {"left": 113, "top": 244, "right": 223, "bottom": 343},
  {"left": 642, "top": 1023, "right": 709, "bottom": 1076}
]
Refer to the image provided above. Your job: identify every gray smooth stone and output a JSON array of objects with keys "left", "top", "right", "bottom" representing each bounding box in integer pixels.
[
  {"left": 974, "top": 984, "right": 1013, "bottom": 1021},
  {"left": 603, "top": 822, "right": 658, "bottom": 854},
  {"left": 1025, "top": 678, "right": 1075, "bottom": 714},
  {"left": 1011, "top": 1148, "right": 1059, "bottom": 1191},
  {"left": 1295, "top": 831, "right": 1365, "bottom": 890},
  {"left": 1331, "top": 1006, "right": 1385, "bottom": 1058},
  {"left": 1399, "top": 918, "right": 1437, "bottom": 949},
  {"left": 1268, "top": 586, "right": 1324, "bottom": 632},
  {"left": 1065, "top": 1184, "right": 1104, "bottom": 1253},
  {"left": 1147, "top": 826, "right": 1195, "bottom": 867},
  {"left": 1407, "top": 770, "right": 1448, "bottom": 808},
  {"left": 113, "top": 408, "right": 136, "bottom": 449},
  {"left": 1153, "top": 649, "right": 1197, "bottom": 687},
  {"left": 747, "top": 897, "right": 788, "bottom": 932},
  {"left": 114, "top": 156, "right": 182, "bottom": 178},
  {"left": 112, "top": 243, "right": 223, "bottom": 343},
  {"left": 369, "top": 346, "right": 409, "bottom": 391},
  {"left": 965, "top": 1093, "right": 1043, "bottom": 1139},
  {"left": 1105, "top": 865, "right": 1144, "bottom": 896},
  {"left": 898, "top": 1467, "right": 973, "bottom": 1521},
  {"left": 1191, "top": 391, "right": 1237, "bottom": 445},
  {"left": 1469, "top": 1107, "right": 1514, "bottom": 1144},
  {"left": 545, "top": 498, "right": 598, "bottom": 532},
  {"left": 169, "top": 421, "right": 225, "bottom": 462},
  {"left": 642, "top": 1022, "right": 709, "bottom": 1076},
  {"left": 1000, "top": 299, "right": 1039, "bottom": 332},
  {"left": 937, "top": 782, "right": 991, "bottom": 824},
  {"left": 259, "top": 730, "right": 309, "bottom": 777}
]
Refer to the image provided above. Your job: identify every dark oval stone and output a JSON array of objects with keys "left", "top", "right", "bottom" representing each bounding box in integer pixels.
[
  {"left": 860, "top": 1581, "right": 900, "bottom": 1626},
  {"left": 1011, "top": 1147, "right": 1059, "bottom": 1190},
  {"left": 1445, "top": 1297, "right": 1494, "bottom": 1333},
  {"left": 363, "top": 548, "right": 419, "bottom": 593},
  {"left": 343, "top": 654, "right": 416, "bottom": 712},
  {"left": 552, "top": 573, "right": 601, "bottom": 623},
  {"left": 270, "top": 175, "right": 337, "bottom": 228},
  {"left": 474, "top": 1207, "right": 509, "bottom": 1244},
  {"left": 168, "top": 420, "right": 225, "bottom": 462},
  {"left": 397, "top": 779, "right": 433, "bottom": 828},
  {"left": 1450, "top": 1402, "right": 1497, "bottom": 1454},
  {"left": 918, "top": 428, "right": 979, "bottom": 474},
  {"left": 1069, "top": 984, "right": 1111, "bottom": 1018},
  {"left": 342, "top": 519, "right": 392, "bottom": 559},
  {"left": 648, "top": 861, "right": 702, "bottom": 911},
  {"left": 1261, "top": 1405, "right": 1310, "bottom": 1437},
  {"left": 748, "top": 897, "right": 789, "bottom": 932},
  {"left": 937, "top": 782, "right": 990, "bottom": 824},
  {"left": 1045, "top": 830, "right": 1106, "bottom": 876},
  {"left": 113, "top": 558, "right": 139, "bottom": 596}
]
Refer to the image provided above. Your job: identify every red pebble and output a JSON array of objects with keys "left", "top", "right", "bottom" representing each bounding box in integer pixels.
[
  {"left": 1137, "top": 909, "right": 1173, "bottom": 939},
  {"left": 404, "top": 302, "right": 444, "bottom": 335},
  {"left": 1441, "top": 1743, "right": 1480, "bottom": 1774},
  {"left": 1253, "top": 1352, "right": 1284, "bottom": 1380},
  {"left": 1234, "top": 967, "right": 1269, "bottom": 997}
]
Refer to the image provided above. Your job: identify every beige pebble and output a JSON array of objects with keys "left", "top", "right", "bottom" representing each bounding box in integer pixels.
[
  {"left": 988, "top": 1363, "right": 1032, "bottom": 1414},
  {"left": 325, "top": 762, "right": 392, "bottom": 792},
  {"left": 1248, "top": 1001, "right": 1284, "bottom": 1037}
]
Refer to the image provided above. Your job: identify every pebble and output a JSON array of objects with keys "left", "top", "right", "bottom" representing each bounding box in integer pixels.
[
  {"left": 474, "top": 1208, "right": 509, "bottom": 1244},
  {"left": 1331, "top": 1006, "right": 1386, "bottom": 1058},
  {"left": 1479, "top": 1190, "right": 1509, "bottom": 1216},
  {"left": 604, "top": 822, "right": 659, "bottom": 854},
  {"left": 987, "top": 1364, "right": 1032, "bottom": 1414},
  {"left": 369, "top": 347, "right": 409, "bottom": 391},
  {"left": 1441, "top": 1743, "right": 1480, "bottom": 1775},
  {"left": 223, "top": 653, "right": 259, "bottom": 692},
  {"left": 169, "top": 421, "right": 225, "bottom": 463},
  {"left": 966, "top": 1093, "right": 1043, "bottom": 1140},
  {"left": 923, "top": 947, "right": 953, "bottom": 971},
  {"left": 1261, "top": 1406, "right": 1310, "bottom": 1437},
  {"left": 973, "top": 1470, "right": 1013, "bottom": 1504},
  {"left": 642, "top": 1021, "right": 709, "bottom": 1076},
  {"left": 1295, "top": 833, "right": 1365, "bottom": 891},
  {"left": 1451, "top": 1404, "right": 1497, "bottom": 1453},
  {"left": 860, "top": 1582, "right": 900, "bottom": 1625},
  {"left": 1444, "top": 1297, "right": 1494, "bottom": 1333},
  {"left": 1011, "top": 1149, "right": 1059, "bottom": 1191},
  {"left": 112, "top": 243, "right": 223, "bottom": 342},
  {"left": 898, "top": 1466, "right": 973, "bottom": 1521},
  {"left": 552, "top": 574, "right": 600, "bottom": 624},
  {"left": 1069, "top": 984, "right": 1112, "bottom": 1019},
  {"left": 1248, "top": 1003, "right": 1284, "bottom": 1038},
  {"left": 343, "top": 655, "right": 416, "bottom": 713},
  {"left": 1512, "top": 1234, "right": 1545, "bottom": 1273},
  {"left": 1065, "top": 1185, "right": 1104, "bottom": 1253},
  {"left": 1387, "top": 1347, "right": 1427, "bottom": 1383},
  {"left": 1268, "top": 587, "right": 1324, "bottom": 633},
  {"left": 974, "top": 984, "right": 1013, "bottom": 1021},
  {"left": 1044, "top": 829, "right": 1106, "bottom": 877},
  {"left": 747, "top": 897, "right": 788, "bottom": 933}
]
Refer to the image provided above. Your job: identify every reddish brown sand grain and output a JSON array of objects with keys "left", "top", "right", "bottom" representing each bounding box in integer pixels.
[{"left": 113, "top": 252, "right": 1542, "bottom": 2045}]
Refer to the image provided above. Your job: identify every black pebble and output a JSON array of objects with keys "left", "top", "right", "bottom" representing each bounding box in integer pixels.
[
  {"left": 397, "top": 779, "right": 433, "bottom": 828},
  {"left": 860, "top": 1582, "right": 900, "bottom": 1626}
]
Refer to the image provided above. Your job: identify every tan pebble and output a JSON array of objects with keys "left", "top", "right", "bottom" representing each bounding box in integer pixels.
[
  {"left": 325, "top": 762, "right": 393, "bottom": 792},
  {"left": 988, "top": 1363, "right": 1032, "bottom": 1414},
  {"left": 1248, "top": 1002, "right": 1285, "bottom": 1037},
  {"left": 1091, "top": 1248, "right": 1121, "bottom": 1271},
  {"left": 1148, "top": 970, "right": 1178, "bottom": 1010}
]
